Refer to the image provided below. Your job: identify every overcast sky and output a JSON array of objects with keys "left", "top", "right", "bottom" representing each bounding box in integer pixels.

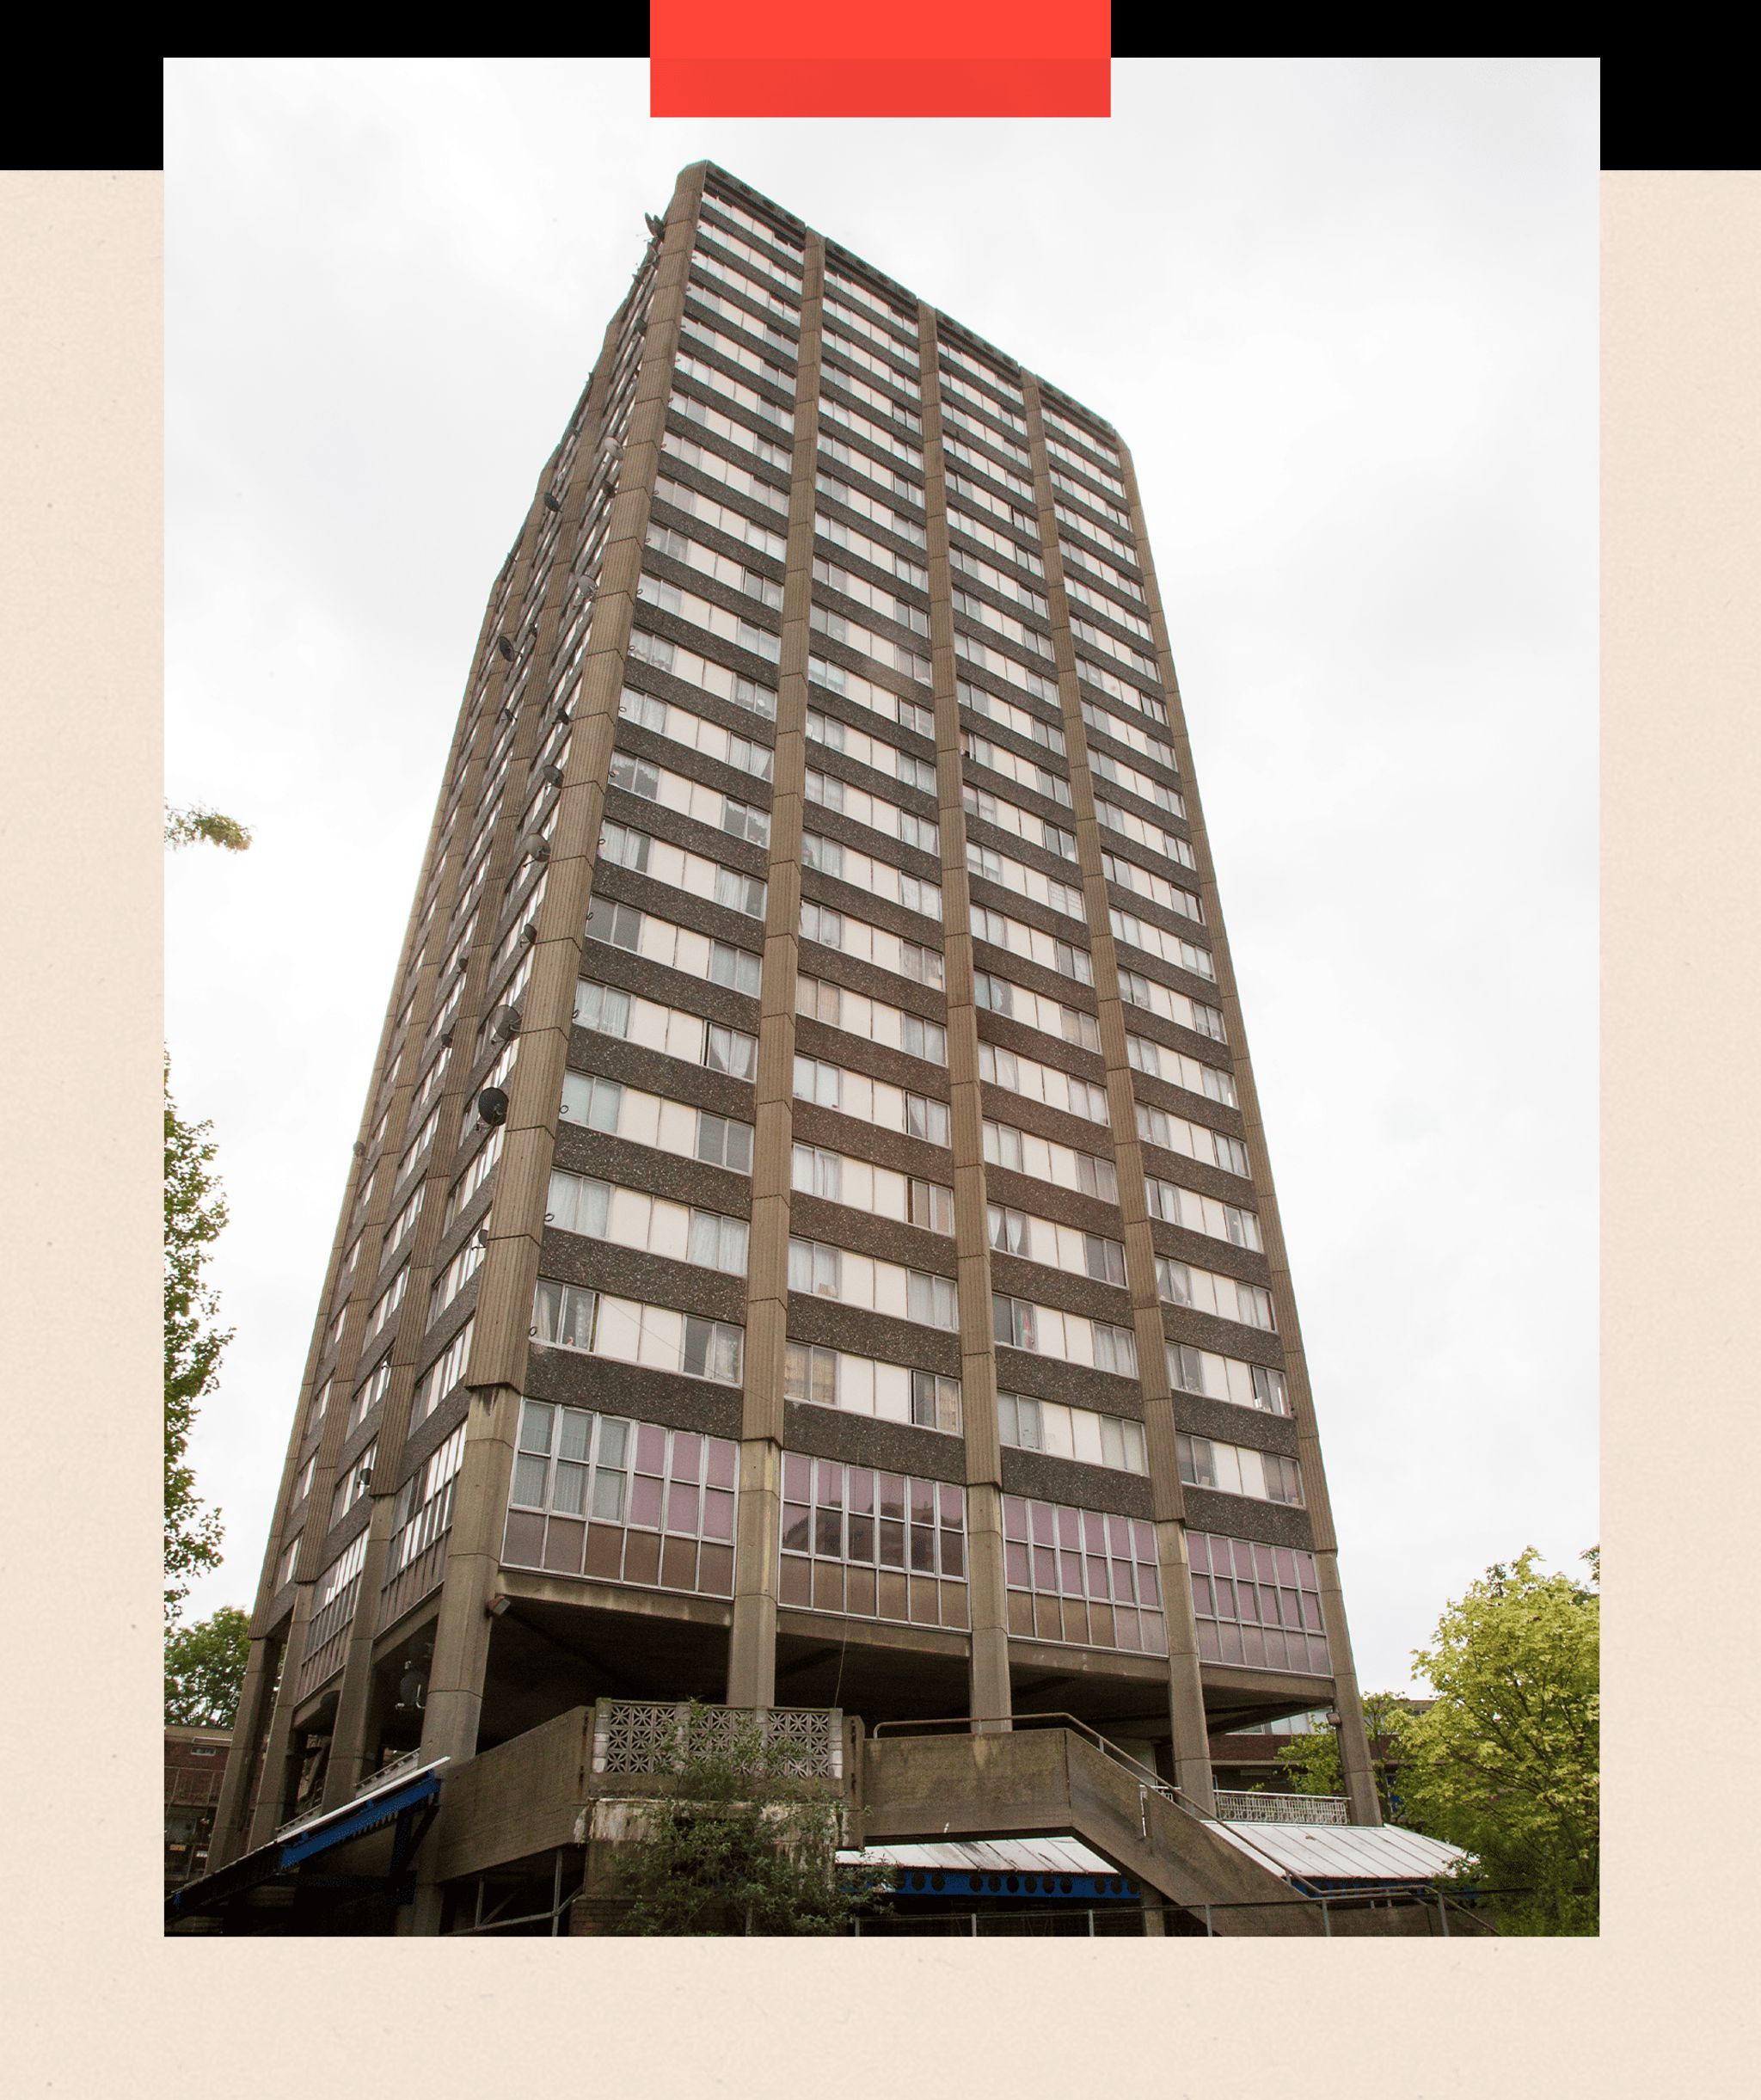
[{"left": 164, "top": 58, "right": 1598, "bottom": 1694}]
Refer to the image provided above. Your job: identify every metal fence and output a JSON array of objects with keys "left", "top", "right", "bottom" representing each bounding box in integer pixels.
[{"left": 1213, "top": 1789, "right": 1349, "bottom": 1825}]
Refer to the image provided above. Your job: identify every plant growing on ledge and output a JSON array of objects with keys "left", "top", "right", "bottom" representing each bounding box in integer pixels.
[{"left": 608, "top": 1704, "right": 890, "bottom": 1936}]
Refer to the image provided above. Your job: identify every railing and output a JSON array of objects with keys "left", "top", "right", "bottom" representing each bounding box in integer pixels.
[
  {"left": 592, "top": 1701, "right": 844, "bottom": 1782},
  {"left": 1215, "top": 1790, "right": 1348, "bottom": 1826}
]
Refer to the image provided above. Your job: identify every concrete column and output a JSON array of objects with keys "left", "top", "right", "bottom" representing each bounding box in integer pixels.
[
  {"left": 1020, "top": 376, "right": 1213, "bottom": 1809},
  {"left": 245, "top": 1587, "right": 314, "bottom": 1848},
  {"left": 1108, "top": 427, "right": 1380, "bottom": 1826},
  {"left": 726, "top": 227, "right": 826, "bottom": 1707},
  {"left": 207, "top": 1631, "right": 277, "bottom": 1867},
  {"left": 917, "top": 310, "right": 1011, "bottom": 1732}
]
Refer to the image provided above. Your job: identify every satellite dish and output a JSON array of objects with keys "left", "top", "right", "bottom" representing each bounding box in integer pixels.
[
  {"left": 488, "top": 1004, "right": 521, "bottom": 1041},
  {"left": 543, "top": 493, "right": 561, "bottom": 513},
  {"left": 542, "top": 763, "right": 565, "bottom": 786},
  {"left": 477, "top": 1087, "right": 509, "bottom": 1127},
  {"left": 495, "top": 636, "right": 514, "bottom": 661}
]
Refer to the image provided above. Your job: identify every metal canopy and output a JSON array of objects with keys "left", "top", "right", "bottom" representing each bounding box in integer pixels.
[{"left": 1214, "top": 1818, "right": 1466, "bottom": 1888}]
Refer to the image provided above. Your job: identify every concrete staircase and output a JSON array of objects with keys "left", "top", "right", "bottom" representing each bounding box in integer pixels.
[{"left": 859, "top": 1727, "right": 1463, "bottom": 1936}]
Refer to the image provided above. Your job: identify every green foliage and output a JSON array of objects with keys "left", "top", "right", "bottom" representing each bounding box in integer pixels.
[
  {"left": 608, "top": 1705, "right": 891, "bottom": 1936},
  {"left": 1274, "top": 1693, "right": 1414, "bottom": 1821},
  {"left": 165, "top": 1606, "right": 251, "bottom": 1728},
  {"left": 1401, "top": 1547, "right": 1600, "bottom": 1936},
  {"left": 165, "top": 1057, "right": 230, "bottom": 1620},
  {"left": 164, "top": 803, "right": 253, "bottom": 853}
]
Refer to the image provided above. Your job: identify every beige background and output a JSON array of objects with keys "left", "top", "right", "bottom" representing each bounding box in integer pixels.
[{"left": 0, "top": 163, "right": 1741, "bottom": 2091}]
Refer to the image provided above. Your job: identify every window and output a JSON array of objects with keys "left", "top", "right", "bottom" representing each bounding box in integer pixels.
[
  {"left": 1168, "top": 1342, "right": 1207, "bottom": 1395},
  {"left": 789, "top": 1237, "right": 843, "bottom": 1297},
  {"left": 277, "top": 1538, "right": 300, "bottom": 1590},
  {"left": 293, "top": 1453, "right": 316, "bottom": 1505},
  {"left": 1084, "top": 1234, "right": 1126, "bottom": 1286},
  {"left": 906, "top": 1271, "right": 958, "bottom": 1329},
  {"left": 347, "top": 1359, "right": 391, "bottom": 1434},
  {"left": 413, "top": 1320, "right": 473, "bottom": 1425},
  {"left": 688, "top": 1210, "right": 750, "bottom": 1274},
  {"left": 993, "top": 1294, "right": 1036, "bottom": 1350},
  {"left": 681, "top": 1316, "right": 744, "bottom": 1382},
  {"left": 709, "top": 940, "right": 764, "bottom": 995},
  {"left": 368, "top": 1266, "right": 408, "bottom": 1338},
  {"left": 904, "top": 1093, "right": 950, "bottom": 1145},
  {"left": 785, "top": 1342, "right": 840, "bottom": 1407},
  {"left": 429, "top": 1237, "right": 485, "bottom": 1320},
  {"left": 714, "top": 866, "right": 767, "bottom": 916},
  {"left": 1187, "top": 1532, "right": 1328, "bottom": 1675},
  {"left": 908, "top": 1179, "right": 954, "bottom": 1234},
  {"left": 696, "top": 1111, "right": 754, "bottom": 1172},
  {"left": 547, "top": 1169, "right": 611, "bottom": 1237},
  {"left": 1251, "top": 1365, "right": 1288, "bottom": 1415},
  {"left": 778, "top": 1451, "right": 967, "bottom": 1630},
  {"left": 444, "top": 1128, "right": 502, "bottom": 1226},
  {"left": 1236, "top": 1283, "right": 1276, "bottom": 1331},
  {"left": 794, "top": 1054, "right": 842, "bottom": 1108},
  {"left": 988, "top": 1204, "right": 1028, "bottom": 1256},
  {"left": 705, "top": 1023, "right": 758, "bottom": 1078},
  {"left": 793, "top": 1143, "right": 843, "bottom": 1200},
  {"left": 532, "top": 1279, "right": 600, "bottom": 1350},
  {"left": 502, "top": 1402, "right": 739, "bottom": 1600},
  {"left": 574, "top": 982, "right": 629, "bottom": 1041},
  {"left": 1157, "top": 1256, "right": 1193, "bottom": 1306},
  {"left": 1177, "top": 1434, "right": 1304, "bottom": 1507},
  {"left": 560, "top": 1072, "right": 623, "bottom": 1131},
  {"left": 388, "top": 1423, "right": 467, "bottom": 1576},
  {"left": 997, "top": 1392, "right": 1148, "bottom": 1474},
  {"left": 1092, "top": 1322, "right": 1138, "bottom": 1377},
  {"left": 1213, "top": 1133, "right": 1251, "bottom": 1177},
  {"left": 900, "top": 1014, "right": 947, "bottom": 1062},
  {"left": 330, "top": 1443, "right": 377, "bottom": 1526},
  {"left": 385, "top": 1182, "right": 425, "bottom": 1252},
  {"left": 911, "top": 1372, "right": 962, "bottom": 1433},
  {"left": 1001, "top": 1495, "right": 1165, "bottom": 1654}
]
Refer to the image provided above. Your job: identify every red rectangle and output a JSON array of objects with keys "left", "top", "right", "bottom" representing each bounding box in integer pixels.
[{"left": 651, "top": 1, "right": 1111, "bottom": 117}]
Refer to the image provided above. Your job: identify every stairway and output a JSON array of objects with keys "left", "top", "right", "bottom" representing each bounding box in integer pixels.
[{"left": 860, "top": 1727, "right": 1457, "bottom": 1936}]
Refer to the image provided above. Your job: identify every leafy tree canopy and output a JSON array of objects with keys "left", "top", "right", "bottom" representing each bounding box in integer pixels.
[
  {"left": 609, "top": 1705, "right": 890, "bottom": 1936},
  {"left": 1400, "top": 1546, "right": 1600, "bottom": 1935},
  {"left": 165, "top": 1606, "right": 251, "bottom": 1729},
  {"left": 164, "top": 803, "right": 253, "bottom": 852},
  {"left": 1274, "top": 1692, "right": 1415, "bottom": 1822},
  {"left": 165, "top": 1057, "right": 230, "bottom": 1620}
]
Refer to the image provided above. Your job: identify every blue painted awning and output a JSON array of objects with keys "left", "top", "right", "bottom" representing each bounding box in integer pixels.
[{"left": 278, "top": 1765, "right": 445, "bottom": 1866}]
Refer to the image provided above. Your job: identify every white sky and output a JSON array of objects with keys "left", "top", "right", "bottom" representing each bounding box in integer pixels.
[{"left": 165, "top": 58, "right": 1598, "bottom": 1696}]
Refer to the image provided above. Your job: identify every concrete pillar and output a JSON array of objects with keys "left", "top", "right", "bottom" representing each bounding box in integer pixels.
[
  {"left": 726, "top": 224, "right": 825, "bottom": 1706},
  {"left": 917, "top": 310, "right": 1013, "bottom": 1732},
  {"left": 207, "top": 1630, "right": 278, "bottom": 1867},
  {"left": 1019, "top": 375, "right": 1215, "bottom": 1810},
  {"left": 1108, "top": 430, "right": 1382, "bottom": 1828}
]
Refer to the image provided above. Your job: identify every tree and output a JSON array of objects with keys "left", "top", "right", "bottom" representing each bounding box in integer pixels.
[
  {"left": 164, "top": 802, "right": 252, "bottom": 853},
  {"left": 1398, "top": 1546, "right": 1600, "bottom": 1936},
  {"left": 165, "top": 1606, "right": 252, "bottom": 1728},
  {"left": 165, "top": 1058, "right": 231, "bottom": 1620},
  {"left": 163, "top": 805, "right": 249, "bottom": 1623},
  {"left": 1274, "top": 1692, "right": 1415, "bottom": 1822},
  {"left": 608, "top": 1704, "right": 891, "bottom": 1936}
]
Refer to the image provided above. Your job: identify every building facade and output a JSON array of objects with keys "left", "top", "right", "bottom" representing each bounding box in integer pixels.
[
  {"left": 164, "top": 1726, "right": 231, "bottom": 1893},
  {"left": 209, "top": 160, "right": 1383, "bottom": 1898}
]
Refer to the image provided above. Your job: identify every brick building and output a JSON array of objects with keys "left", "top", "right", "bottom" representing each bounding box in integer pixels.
[
  {"left": 195, "top": 161, "right": 1411, "bottom": 1935},
  {"left": 164, "top": 1727, "right": 230, "bottom": 1892}
]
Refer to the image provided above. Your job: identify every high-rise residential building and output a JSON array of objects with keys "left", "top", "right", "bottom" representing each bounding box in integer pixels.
[{"left": 199, "top": 160, "right": 1402, "bottom": 1935}]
